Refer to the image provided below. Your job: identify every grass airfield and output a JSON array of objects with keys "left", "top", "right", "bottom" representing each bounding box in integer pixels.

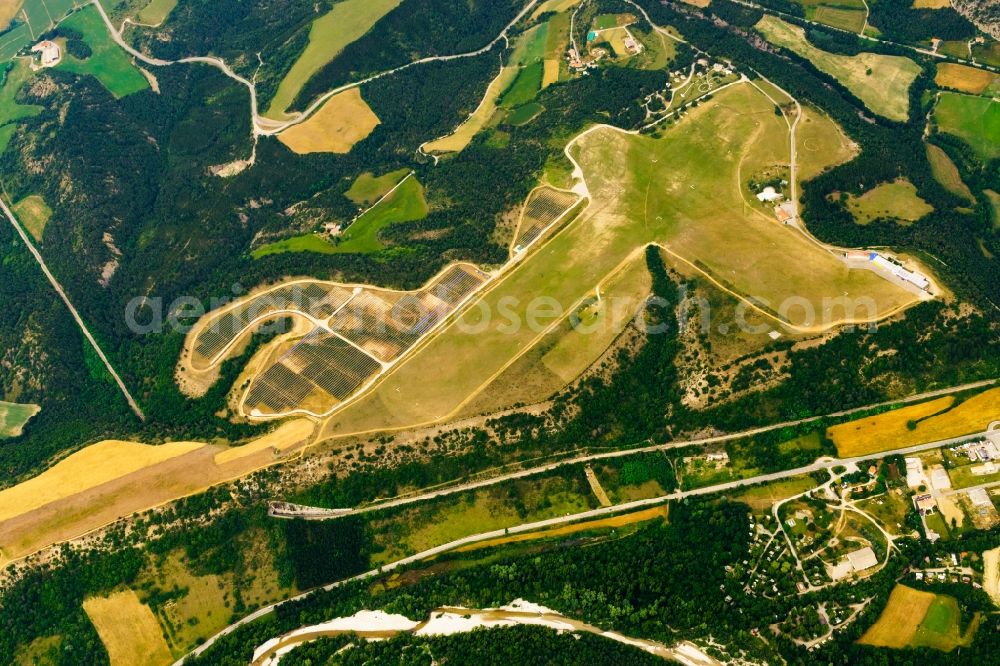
[{"left": 320, "top": 82, "right": 918, "bottom": 438}]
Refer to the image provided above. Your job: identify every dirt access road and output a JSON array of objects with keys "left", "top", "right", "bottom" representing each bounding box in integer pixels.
[{"left": 0, "top": 193, "right": 145, "bottom": 420}]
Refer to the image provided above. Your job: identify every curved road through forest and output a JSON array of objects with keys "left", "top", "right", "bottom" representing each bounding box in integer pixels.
[{"left": 91, "top": 0, "right": 543, "bottom": 137}]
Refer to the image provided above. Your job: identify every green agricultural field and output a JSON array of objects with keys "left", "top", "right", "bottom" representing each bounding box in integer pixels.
[
  {"left": 332, "top": 174, "right": 427, "bottom": 253},
  {"left": 972, "top": 40, "right": 1000, "bottom": 68},
  {"left": 250, "top": 233, "right": 338, "bottom": 258},
  {"left": 423, "top": 22, "right": 547, "bottom": 154},
  {"left": 925, "top": 143, "right": 973, "bottom": 201},
  {"left": 368, "top": 472, "right": 596, "bottom": 564},
  {"left": 253, "top": 174, "right": 427, "bottom": 258},
  {"left": 0, "top": 59, "right": 42, "bottom": 152},
  {"left": 505, "top": 101, "right": 543, "bottom": 126},
  {"left": 514, "top": 20, "right": 549, "bottom": 64},
  {"left": 911, "top": 595, "right": 979, "bottom": 651},
  {"left": 846, "top": 179, "right": 933, "bottom": 225},
  {"left": 500, "top": 60, "right": 544, "bottom": 108},
  {"left": 796, "top": 0, "right": 868, "bottom": 33},
  {"left": 322, "top": 83, "right": 916, "bottom": 437},
  {"left": 0, "top": 400, "right": 40, "bottom": 438},
  {"left": 756, "top": 15, "right": 920, "bottom": 121},
  {"left": 57, "top": 6, "right": 148, "bottom": 98},
  {"left": 933, "top": 93, "right": 1000, "bottom": 161},
  {"left": 345, "top": 168, "right": 410, "bottom": 205},
  {"left": 263, "top": 0, "right": 400, "bottom": 119},
  {"left": 733, "top": 476, "right": 817, "bottom": 514},
  {"left": 12, "top": 194, "right": 51, "bottom": 241},
  {"left": 137, "top": 0, "right": 177, "bottom": 25}
]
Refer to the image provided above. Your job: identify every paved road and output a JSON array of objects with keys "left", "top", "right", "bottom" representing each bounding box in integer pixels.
[
  {"left": 92, "top": 0, "right": 543, "bottom": 137},
  {"left": 281, "top": 379, "right": 996, "bottom": 519},
  {"left": 0, "top": 193, "right": 145, "bottom": 420},
  {"left": 728, "top": 0, "right": 999, "bottom": 73},
  {"left": 178, "top": 423, "right": 996, "bottom": 664}
]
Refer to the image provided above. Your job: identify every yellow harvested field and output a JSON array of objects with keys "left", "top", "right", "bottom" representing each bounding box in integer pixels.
[
  {"left": 926, "top": 143, "right": 973, "bottom": 200},
  {"left": 543, "top": 59, "right": 560, "bottom": 87},
  {"left": 912, "top": 0, "right": 952, "bottom": 7},
  {"left": 935, "top": 63, "right": 999, "bottom": 94},
  {"left": 0, "top": 423, "right": 315, "bottom": 565},
  {"left": 214, "top": 419, "right": 314, "bottom": 464},
  {"left": 278, "top": 88, "right": 379, "bottom": 154},
  {"left": 828, "top": 388, "right": 1000, "bottom": 456},
  {"left": 422, "top": 67, "right": 517, "bottom": 154},
  {"left": 681, "top": 0, "right": 712, "bottom": 7},
  {"left": 828, "top": 397, "right": 953, "bottom": 456},
  {"left": 530, "top": 0, "right": 582, "bottom": 21},
  {"left": 860, "top": 585, "right": 936, "bottom": 648},
  {"left": 984, "top": 547, "right": 1000, "bottom": 607},
  {"left": 0, "top": 439, "right": 205, "bottom": 523},
  {"left": 0, "top": 0, "right": 21, "bottom": 31},
  {"left": 454, "top": 504, "right": 669, "bottom": 552},
  {"left": 83, "top": 590, "right": 172, "bottom": 666}
]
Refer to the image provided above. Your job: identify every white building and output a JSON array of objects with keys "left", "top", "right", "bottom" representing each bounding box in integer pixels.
[
  {"left": 905, "top": 457, "right": 924, "bottom": 488},
  {"left": 868, "top": 252, "right": 930, "bottom": 291},
  {"left": 929, "top": 465, "right": 952, "bottom": 491},
  {"left": 756, "top": 186, "right": 782, "bottom": 202},
  {"left": 847, "top": 546, "right": 879, "bottom": 572},
  {"left": 31, "top": 40, "right": 61, "bottom": 68}
]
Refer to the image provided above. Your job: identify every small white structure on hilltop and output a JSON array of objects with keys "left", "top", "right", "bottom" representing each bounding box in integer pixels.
[
  {"left": 31, "top": 40, "right": 61, "bottom": 68},
  {"left": 756, "top": 186, "right": 782, "bottom": 202}
]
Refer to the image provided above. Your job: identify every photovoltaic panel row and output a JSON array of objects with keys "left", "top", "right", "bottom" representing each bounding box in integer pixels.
[{"left": 194, "top": 284, "right": 352, "bottom": 361}]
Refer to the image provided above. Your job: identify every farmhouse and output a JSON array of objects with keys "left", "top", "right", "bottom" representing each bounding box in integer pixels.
[
  {"left": 31, "top": 40, "right": 61, "bottom": 68},
  {"left": 622, "top": 35, "right": 642, "bottom": 55}
]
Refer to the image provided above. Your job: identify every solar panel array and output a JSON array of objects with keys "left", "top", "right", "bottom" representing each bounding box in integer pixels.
[
  {"left": 246, "top": 331, "right": 382, "bottom": 415},
  {"left": 515, "top": 189, "right": 579, "bottom": 248},
  {"left": 238, "top": 266, "right": 488, "bottom": 414},
  {"left": 331, "top": 265, "right": 487, "bottom": 362},
  {"left": 193, "top": 284, "right": 353, "bottom": 363}
]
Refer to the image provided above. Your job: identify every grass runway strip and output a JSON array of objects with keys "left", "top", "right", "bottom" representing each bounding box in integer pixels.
[{"left": 321, "top": 83, "right": 917, "bottom": 437}]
